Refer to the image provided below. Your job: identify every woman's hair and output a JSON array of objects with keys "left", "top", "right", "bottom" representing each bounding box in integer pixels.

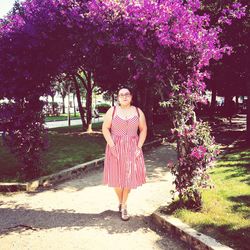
[
  {"left": 118, "top": 87, "right": 133, "bottom": 96},
  {"left": 117, "top": 87, "right": 133, "bottom": 105}
]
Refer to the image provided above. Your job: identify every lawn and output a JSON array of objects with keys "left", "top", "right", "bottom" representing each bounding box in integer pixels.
[
  {"left": 45, "top": 113, "right": 81, "bottom": 122},
  {"left": 45, "top": 113, "right": 104, "bottom": 122},
  {"left": 0, "top": 122, "right": 106, "bottom": 182},
  {"left": 0, "top": 119, "right": 171, "bottom": 182},
  {"left": 167, "top": 140, "right": 250, "bottom": 250}
]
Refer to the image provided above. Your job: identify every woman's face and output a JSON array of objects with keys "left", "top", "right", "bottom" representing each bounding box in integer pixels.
[{"left": 118, "top": 88, "right": 132, "bottom": 106}]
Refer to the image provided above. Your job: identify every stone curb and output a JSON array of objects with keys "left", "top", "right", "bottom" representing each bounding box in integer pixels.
[
  {"left": 0, "top": 137, "right": 167, "bottom": 193},
  {"left": 151, "top": 209, "right": 233, "bottom": 250}
]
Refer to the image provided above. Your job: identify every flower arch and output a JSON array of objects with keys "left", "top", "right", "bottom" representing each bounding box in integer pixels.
[{"left": 0, "top": 0, "right": 245, "bottom": 207}]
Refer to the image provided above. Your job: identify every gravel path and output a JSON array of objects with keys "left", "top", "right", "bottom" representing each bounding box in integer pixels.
[{"left": 0, "top": 143, "right": 189, "bottom": 250}]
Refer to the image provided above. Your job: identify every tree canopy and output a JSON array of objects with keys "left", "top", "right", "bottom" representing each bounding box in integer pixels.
[{"left": 1, "top": 0, "right": 245, "bottom": 101}]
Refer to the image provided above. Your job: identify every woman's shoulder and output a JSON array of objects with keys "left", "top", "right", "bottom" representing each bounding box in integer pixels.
[
  {"left": 133, "top": 106, "right": 143, "bottom": 112},
  {"left": 132, "top": 106, "right": 144, "bottom": 117},
  {"left": 107, "top": 106, "right": 115, "bottom": 112},
  {"left": 105, "top": 106, "right": 116, "bottom": 117}
]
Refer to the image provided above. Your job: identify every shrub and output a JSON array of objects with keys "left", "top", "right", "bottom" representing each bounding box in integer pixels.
[{"left": 95, "top": 103, "right": 111, "bottom": 113}]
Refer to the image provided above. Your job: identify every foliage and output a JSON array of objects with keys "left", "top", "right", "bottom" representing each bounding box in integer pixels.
[
  {"left": 168, "top": 121, "right": 219, "bottom": 209},
  {"left": 0, "top": 98, "right": 48, "bottom": 179},
  {"left": 43, "top": 101, "right": 60, "bottom": 116},
  {"left": 95, "top": 103, "right": 111, "bottom": 113},
  {"left": 201, "top": 0, "right": 249, "bottom": 97}
]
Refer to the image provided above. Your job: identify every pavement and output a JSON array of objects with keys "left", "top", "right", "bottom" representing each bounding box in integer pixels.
[
  {"left": 45, "top": 117, "right": 103, "bottom": 129},
  {"left": 0, "top": 143, "right": 189, "bottom": 250},
  {"left": 0, "top": 117, "right": 103, "bottom": 135}
]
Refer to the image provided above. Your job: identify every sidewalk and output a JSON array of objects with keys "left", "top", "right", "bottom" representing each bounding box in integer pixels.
[
  {"left": 45, "top": 117, "right": 103, "bottom": 129},
  {"left": 0, "top": 143, "right": 189, "bottom": 250},
  {"left": 0, "top": 117, "right": 104, "bottom": 135}
]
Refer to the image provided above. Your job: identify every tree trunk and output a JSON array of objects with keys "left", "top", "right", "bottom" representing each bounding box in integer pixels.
[
  {"left": 62, "top": 94, "right": 66, "bottom": 114},
  {"left": 235, "top": 96, "right": 239, "bottom": 110},
  {"left": 224, "top": 95, "right": 230, "bottom": 106},
  {"left": 67, "top": 85, "right": 71, "bottom": 127},
  {"left": 133, "top": 87, "right": 139, "bottom": 107},
  {"left": 145, "top": 87, "right": 154, "bottom": 139},
  {"left": 72, "top": 76, "right": 86, "bottom": 130},
  {"left": 210, "top": 82, "right": 217, "bottom": 116},
  {"left": 247, "top": 84, "right": 250, "bottom": 142},
  {"left": 86, "top": 72, "right": 93, "bottom": 133},
  {"left": 112, "top": 93, "right": 115, "bottom": 106},
  {"left": 73, "top": 93, "right": 76, "bottom": 117},
  {"left": 51, "top": 94, "right": 55, "bottom": 114}
]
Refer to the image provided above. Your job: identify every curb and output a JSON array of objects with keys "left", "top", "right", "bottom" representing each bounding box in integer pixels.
[
  {"left": 151, "top": 209, "right": 233, "bottom": 250},
  {"left": 0, "top": 137, "right": 167, "bottom": 193}
]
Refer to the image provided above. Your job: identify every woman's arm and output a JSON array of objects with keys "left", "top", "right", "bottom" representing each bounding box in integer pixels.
[
  {"left": 102, "top": 107, "right": 115, "bottom": 147},
  {"left": 137, "top": 108, "right": 147, "bottom": 148}
]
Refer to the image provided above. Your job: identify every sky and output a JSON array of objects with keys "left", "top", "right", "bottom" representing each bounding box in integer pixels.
[{"left": 0, "top": 0, "right": 25, "bottom": 18}]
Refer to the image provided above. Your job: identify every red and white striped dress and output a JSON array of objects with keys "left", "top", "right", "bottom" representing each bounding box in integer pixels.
[{"left": 103, "top": 106, "right": 146, "bottom": 189}]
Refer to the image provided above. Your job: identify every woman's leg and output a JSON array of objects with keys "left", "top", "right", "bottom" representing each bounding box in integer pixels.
[
  {"left": 114, "top": 187, "right": 123, "bottom": 204},
  {"left": 121, "top": 188, "right": 131, "bottom": 220},
  {"left": 121, "top": 188, "right": 131, "bottom": 207}
]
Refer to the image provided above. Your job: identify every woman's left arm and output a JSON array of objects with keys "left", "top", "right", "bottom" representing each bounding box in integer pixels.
[{"left": 137, "top": 108, "right": 147, "bottom": 149}]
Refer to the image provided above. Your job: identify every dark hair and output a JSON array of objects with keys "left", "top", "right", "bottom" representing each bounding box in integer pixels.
[
  {"left": 117, "top": 87, "right": 133, "bottom": 105},
  {"left": 118, "top": 87, "right": 133, "bottom": 96}
]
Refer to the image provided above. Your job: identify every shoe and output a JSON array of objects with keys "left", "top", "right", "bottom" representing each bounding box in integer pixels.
[
  {"left": 118, "top": 204, "right": 122, "bottom": 213},
  {"left": 121, "top": 206, "right": 130, "bottom": 221}
]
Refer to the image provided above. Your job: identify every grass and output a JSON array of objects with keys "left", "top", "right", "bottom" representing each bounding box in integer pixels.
[
  {"left": 45, "top": 113, "right": 81, "bottom": 122},
  {"left": 0, "top": 122, "right": 106, "bottom": 182},
  {"left": 0, "top": 119, "right": 171, "bottom": 182},
  {"left": 164, "top": 140, "right": 250, "bottom": 250},
  {"left": 45, "top": 113, "right": 104, "bottom": 122}
]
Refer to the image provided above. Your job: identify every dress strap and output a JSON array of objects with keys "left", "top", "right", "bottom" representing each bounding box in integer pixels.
[
  {"left": 136, "top": 107, "right": 140, "bottom": 117},
  {"left": 112, "top": 106, "right": 116, "bottom": 119}
]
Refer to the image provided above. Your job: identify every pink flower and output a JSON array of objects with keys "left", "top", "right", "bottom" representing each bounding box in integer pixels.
[
  {"left": 190, "top": 146, "right": 207, "bottom": 160},
  {"left": 127, "top": 53, "right": 133, "bottom": 60}
]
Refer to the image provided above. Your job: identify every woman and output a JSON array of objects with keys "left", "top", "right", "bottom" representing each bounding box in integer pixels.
[{"left": 102, "top": 88, "right": 147, "bottom": 221}]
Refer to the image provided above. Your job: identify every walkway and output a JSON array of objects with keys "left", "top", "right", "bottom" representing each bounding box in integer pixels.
[
  {"left": 45, "top": 117, "right": 103, "bottom": 129},
  {"left": 0, "top": 143, "right": 189, "bottom": 250}
]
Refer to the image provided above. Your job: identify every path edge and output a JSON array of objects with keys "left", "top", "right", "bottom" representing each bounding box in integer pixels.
[
  {"left": 0, "top": 137, "right": 168, "bottom": 193},
  {"left": 150, "top": 209, "right": 233, "bottom": 250}
]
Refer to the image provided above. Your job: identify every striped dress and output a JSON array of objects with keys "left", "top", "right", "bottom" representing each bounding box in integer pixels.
[{"left": 103, "top": 106, "right": 146, "bottom": 189}]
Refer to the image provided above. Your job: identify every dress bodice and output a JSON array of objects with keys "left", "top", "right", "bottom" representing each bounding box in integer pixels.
[{"left": 110, "top": 107, "right": 139, "bottom": 137}]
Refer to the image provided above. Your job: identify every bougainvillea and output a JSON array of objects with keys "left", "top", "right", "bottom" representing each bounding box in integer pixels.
[{"left": 0, "top": 1, "right": 246, "bottom": 203}]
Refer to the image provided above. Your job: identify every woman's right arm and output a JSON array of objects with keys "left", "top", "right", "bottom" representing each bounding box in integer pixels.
[{"left": 102, "top": 107, "right": 115, "bottom": 147}]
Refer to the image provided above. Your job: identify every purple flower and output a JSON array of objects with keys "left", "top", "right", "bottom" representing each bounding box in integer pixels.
[{"left": 191, "top": 146, "right": 207, "bottom": 160}]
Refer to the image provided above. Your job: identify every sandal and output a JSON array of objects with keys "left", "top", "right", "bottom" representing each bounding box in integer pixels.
[{"left": 121, "top": 206, "right": 130, "bottom": 221}]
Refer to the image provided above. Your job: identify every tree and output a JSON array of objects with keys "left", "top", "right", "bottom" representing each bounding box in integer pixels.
[
  {"left": 0, "top": 0, "right": 246, "bottom": 206},
  {"left": 201, "top": 1, "right": 249, "bottom": 124},
  {"left": 73, "top": 69, "right": 96, "bottom": 133}
]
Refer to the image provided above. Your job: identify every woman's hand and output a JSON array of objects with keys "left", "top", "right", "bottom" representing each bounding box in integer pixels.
[
  {"left": 110, "top": 145, "right": 118, "bottom": 159},
  {"left": 135, "top": 146, "right": 142, "bottom": 158}
]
